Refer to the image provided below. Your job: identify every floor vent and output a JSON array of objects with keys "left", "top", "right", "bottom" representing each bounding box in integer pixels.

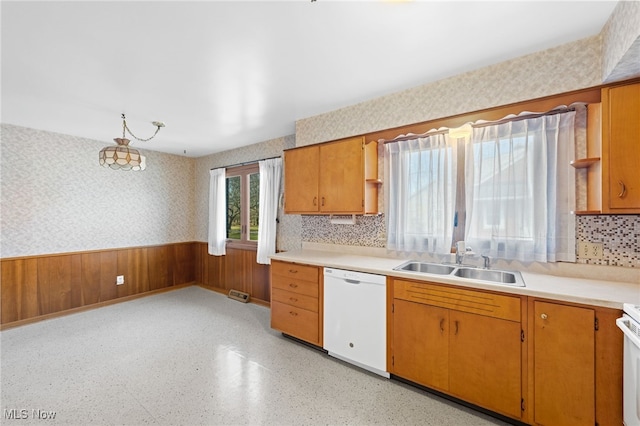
[{"left": 228, "top": 289, "right": 250, "bottom": 303}]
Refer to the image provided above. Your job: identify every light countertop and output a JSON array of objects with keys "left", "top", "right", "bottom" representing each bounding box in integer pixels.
[{"left": 270, "top": 248, "right": 640, "bottom": 310}]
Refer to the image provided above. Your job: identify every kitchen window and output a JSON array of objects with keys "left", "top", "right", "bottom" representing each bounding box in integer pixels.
[
  {"left": 386, "top": 132, "right": 457, "bottom": 254},
  {"left": 208, "top": 157, "right": 282, "bottom": 259},
  {"left": 225, "top": 163, "right": 260, "bottom": 247},
  {"left": 385, "top": 107, "right": 581, "bottom": 263}
]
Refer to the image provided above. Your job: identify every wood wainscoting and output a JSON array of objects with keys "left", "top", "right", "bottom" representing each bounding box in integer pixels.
[
  {"left": 194, "top": 242, "right": 271, "bottom": 306},
  {"left": 1, "top": 242, "right": 196, "bottom": 328},
  {"left": 1, "top": 242, "right": 271, "bottom": 328}
]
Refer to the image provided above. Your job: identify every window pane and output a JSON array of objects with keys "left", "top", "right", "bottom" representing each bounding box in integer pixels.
[
  {"left": 249, "top": 173, "right": 260, "bottom": 241},
  {"left": 226, "top": 176, "right": 241, "bottom": 240},
  {"left": 470, "top": 135, "right": 532, "bottom": 241},
  {"left": 385, "top": 134, "right": 456, "bottom": 254}
]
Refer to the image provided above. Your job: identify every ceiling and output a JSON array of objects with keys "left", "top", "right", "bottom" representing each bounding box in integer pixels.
[{"left": 1, "top": 1, "right": 619, "bottom": 158}]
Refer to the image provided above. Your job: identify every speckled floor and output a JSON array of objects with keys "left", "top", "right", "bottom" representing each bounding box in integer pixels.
[{"left": 1, "top": 286, "right": 510, "bottom": 425}]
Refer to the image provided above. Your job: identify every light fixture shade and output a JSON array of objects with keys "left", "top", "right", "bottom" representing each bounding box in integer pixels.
[{"left": 99, "top": 138, "right": 143, "bottom": 171}]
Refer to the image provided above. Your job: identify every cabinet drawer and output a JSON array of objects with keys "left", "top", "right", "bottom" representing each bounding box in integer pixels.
[
  {"left": 272, "top": 288, "right": 318, "bottom": 312},
  {"left": 271, "top": 301, "right": 319, "bottom": 344},
  {"left": 272, "top": 261, "right": 319, "bottom": 283},
  {"left": 272, "top": 276, "right": 319, "bottom": 298},
  {"left": 394, "top": 279, "right": 520, "bottom": 322}
]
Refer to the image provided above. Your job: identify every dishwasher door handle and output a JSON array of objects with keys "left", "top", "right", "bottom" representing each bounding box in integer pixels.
[{"left": 345, "top": 279, "right": 360, "bottom": 284}]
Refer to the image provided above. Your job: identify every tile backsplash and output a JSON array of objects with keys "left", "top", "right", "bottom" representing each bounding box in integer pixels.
[
  {"left": 302, "top": 215, "right": 386, "bottom": 248},
  {"left": 577, "top": 215, "right": 640, "bottom": 267},
  {"left": 301, "top": 213, "right": 640, "bottom": 268}
]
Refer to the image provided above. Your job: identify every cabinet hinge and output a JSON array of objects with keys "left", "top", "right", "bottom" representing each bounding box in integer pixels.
[
  {"left": 521, "top": 398, "right": 525, "bottom": 412},
  {"left": 595, "top": 317, "right": 599, "bottom": 331},
  {"left": 520, "top": 329, "right": 525, "bottom": 342}
]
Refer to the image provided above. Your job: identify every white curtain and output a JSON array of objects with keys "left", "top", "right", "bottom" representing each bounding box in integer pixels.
[
  {"left": 464, "top": 111, "right": 576, "bottom": 262},
  {"left": 385, "top": 133, "right": 457, "bottom": 254},
  {"left": 256, "top": 158, "right": 282, "bottom": 265},
  {"left": 208, "top": 168, "right": 227, "bottom": 256}
]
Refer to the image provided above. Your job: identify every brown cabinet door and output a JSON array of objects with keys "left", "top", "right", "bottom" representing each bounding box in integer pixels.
[
  {"left": 392, "top": 299, "right": 449, "bottom": 391},
  {"left": 449, "top": 310, "right": 522, "bottom": 419},
  {"left": 319, "top": 137, "right": 364, "bottom": 213},
  {"left": 284, "top": 145, "right": 319, "bottom": 213},
  {"left": 605, "top": 82, "right": 640, "bottom": 211},
  {"left": 533, "top": 301, "right": 595, "bottom": 426}
]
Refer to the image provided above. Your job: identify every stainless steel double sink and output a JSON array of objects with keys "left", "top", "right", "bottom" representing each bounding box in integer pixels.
[{"left": 393, "top": 261, "right": 525, "bottom": 287}]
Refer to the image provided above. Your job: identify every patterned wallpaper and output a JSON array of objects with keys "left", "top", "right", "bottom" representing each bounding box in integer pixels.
[
  {"left": 295, "top": 36, "right": 602, "bottom": 147},
  {"left": 292, "top": 24, "right": 640, "bottom": 269},
  {"left": 601, "top": 0, "right": 640, "bottom": 82},
  {"left": 193, "top": 135, "right": 300, "bottom": 252},
  {"left": 1, "top": 124, "right": 195, "bottom": 258},
  {"left": 5, "top": 4, "right": 639, "bottom": 269}
]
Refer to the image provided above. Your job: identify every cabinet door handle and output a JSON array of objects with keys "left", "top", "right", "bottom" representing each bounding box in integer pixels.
[
  {"left": 321, "top": 196, "right": 325, "bottom": 206},
  {"left": 288, "top": 269, "right": 298, "bottom": 274},
  {"left": 439, "top": 318, "right": 445, "bottom": 333},
  {"left": 541, "top": 313, "right": 548, "bottom": 320},
  {"left": 454, "top": 320, "right": 459, "bottom": 335},
  {"left": 289, "top": 283, "right": 298, "bottom": 288},
  {"left": 289, "top": 297, "right": 298, "bottom": 302},
  {"left": 289, "top": 311, "right": 298, "bottom": 317},
  {"left": 618, "top": 180, "right": 627, "bottom": 198},
  {"left": 313, "top": 196, "right": 317, "bottom": 206}
]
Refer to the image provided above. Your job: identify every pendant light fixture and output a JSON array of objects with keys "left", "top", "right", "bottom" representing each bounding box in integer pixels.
[{"left": 99, "top": 113, "right": 165, "bottom": 171}]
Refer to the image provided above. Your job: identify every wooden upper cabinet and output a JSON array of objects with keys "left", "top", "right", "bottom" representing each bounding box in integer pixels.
[
  {"left": 284, "top": 136, "right": 379, "bottom": 214},
  {"left": 284, "top": 144, "right": 320, "bottom": 213},
  {"left": 319, "top": 137, "right": 364, "bottom": 213},
  {"left": 602, "top": 81, "right": 640, "bottom": 212}
]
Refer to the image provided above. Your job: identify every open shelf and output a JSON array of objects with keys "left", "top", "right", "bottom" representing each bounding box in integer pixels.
[{"left": 570, "top": 157, "right": 600, "bottom": 169}]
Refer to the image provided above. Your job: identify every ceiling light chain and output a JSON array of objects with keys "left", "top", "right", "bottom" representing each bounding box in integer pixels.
[{"left": 121, "top": 113, "right": 165, "bottom": 142}]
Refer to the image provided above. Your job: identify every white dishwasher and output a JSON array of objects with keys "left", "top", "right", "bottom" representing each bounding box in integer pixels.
[{"left": 323, "top": 267, "right": 389, "bottom": 378}]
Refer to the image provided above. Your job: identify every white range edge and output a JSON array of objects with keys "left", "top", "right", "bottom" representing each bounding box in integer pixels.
[{"left": 270, "top": 249, "right": 640, "bottom": 309}]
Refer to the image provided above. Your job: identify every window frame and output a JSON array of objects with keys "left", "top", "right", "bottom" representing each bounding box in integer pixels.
[{"left": 225, "top": 163, "right": 260, "bottom": 250}]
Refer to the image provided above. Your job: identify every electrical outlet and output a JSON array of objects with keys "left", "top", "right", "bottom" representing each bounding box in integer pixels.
[
  {"left": 578, "top": 241, "right": 603, "bottom": 259},
  {"left": 116, "top": 275, "right": 125, "bottom": 285}
]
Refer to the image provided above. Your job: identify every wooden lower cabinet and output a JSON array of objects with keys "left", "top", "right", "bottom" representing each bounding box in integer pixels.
[
  {"left": 390, "top": 281, "right": 624, "bottom": 425},
  {"left": 393, "top": 300, "right": 449, "bottom": 391},
  {"left": 270, "top": 261, "right": 322, "bottom": 346},
  {"left": 530, "top": 299, "right": 622, "bottom": 426},
  {"left": 391, "top": 279, "right": 524, "bottom": 421},
  {"left": 449, "top": 310, "right": 522, "bottom": 419}
]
